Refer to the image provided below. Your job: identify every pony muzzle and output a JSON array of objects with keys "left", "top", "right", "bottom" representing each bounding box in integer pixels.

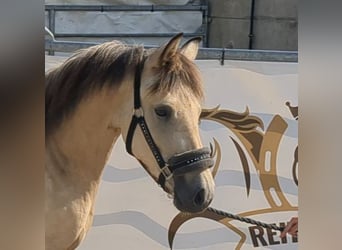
[{"left": 168, "top": 147, "right": 215, "bottom": 213}]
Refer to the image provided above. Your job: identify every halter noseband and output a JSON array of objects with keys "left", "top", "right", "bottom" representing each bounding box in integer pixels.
[{"left": 125, "top": 57, "right": 213, "bottom": 190}]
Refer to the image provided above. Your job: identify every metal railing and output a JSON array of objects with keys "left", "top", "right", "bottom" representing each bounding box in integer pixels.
[
  {"left": 45, "top": 38, "right": 298, "bottom": 63},
  {"left": 44, "top": 2, "right": 297, "bottom": 63}
]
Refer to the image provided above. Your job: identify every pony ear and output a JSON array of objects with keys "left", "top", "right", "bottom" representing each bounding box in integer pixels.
[
  {"left": 147, "top": 33, "right": 183, "bottom": 66},
  {"left": 180, "top": 37, "right": 201, "bottom": 61}
]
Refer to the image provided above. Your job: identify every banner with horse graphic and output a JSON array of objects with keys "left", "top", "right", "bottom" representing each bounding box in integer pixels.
[{"left": 70, "top": 59, "right": 298, "bottom": 250}]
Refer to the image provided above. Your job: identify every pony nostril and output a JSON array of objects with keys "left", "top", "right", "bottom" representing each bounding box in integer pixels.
[{"left": 193, "top": 189, "right": 205, "bottom": 206}]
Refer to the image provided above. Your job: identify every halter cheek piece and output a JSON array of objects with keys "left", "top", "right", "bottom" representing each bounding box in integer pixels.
[{"left": 125, "top": 57, "right": 214, "bottom": 190}]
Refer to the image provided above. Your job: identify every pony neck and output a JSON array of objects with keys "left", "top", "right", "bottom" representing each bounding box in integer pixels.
[{"left": 46, "top": 87, "right": 129, "bottom": 184}]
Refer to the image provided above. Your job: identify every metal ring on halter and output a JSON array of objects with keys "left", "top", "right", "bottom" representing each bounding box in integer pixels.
[
  {"left": 160, "top": 165, "right": 173, "bottom": 180},
  {"left": 133, "top": 107, "right": 144, "bottom": 117}
]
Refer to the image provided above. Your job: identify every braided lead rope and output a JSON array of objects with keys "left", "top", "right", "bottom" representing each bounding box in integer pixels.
[{"left": 207, "top": 207, "right": 285, "bottom": 232}]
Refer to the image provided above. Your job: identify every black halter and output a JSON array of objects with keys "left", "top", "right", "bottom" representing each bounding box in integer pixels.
[{"left": 125, "top": 57, "right": 214, "bottom": 189}]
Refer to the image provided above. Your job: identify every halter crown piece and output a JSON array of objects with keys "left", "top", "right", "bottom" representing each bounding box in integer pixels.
[{"left": 125, "top": 56, "right": 214, "bottom": 189}]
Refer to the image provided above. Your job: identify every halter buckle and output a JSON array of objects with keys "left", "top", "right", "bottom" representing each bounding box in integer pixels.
[
  {"left": 133, "top": 107, "right": 144, "bottom": 117},
  {"left": 160, "top": 165, "right": 173, "bottom": 180}
]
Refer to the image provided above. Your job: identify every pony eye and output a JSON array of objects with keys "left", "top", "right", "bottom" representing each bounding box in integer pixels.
[{"left": 154, "top": 106, "right": 170, "bottom": 118}]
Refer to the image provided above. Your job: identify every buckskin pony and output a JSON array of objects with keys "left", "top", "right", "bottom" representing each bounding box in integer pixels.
[{"left": 45, "top": 34, "right": 215, "bottom": 250}]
